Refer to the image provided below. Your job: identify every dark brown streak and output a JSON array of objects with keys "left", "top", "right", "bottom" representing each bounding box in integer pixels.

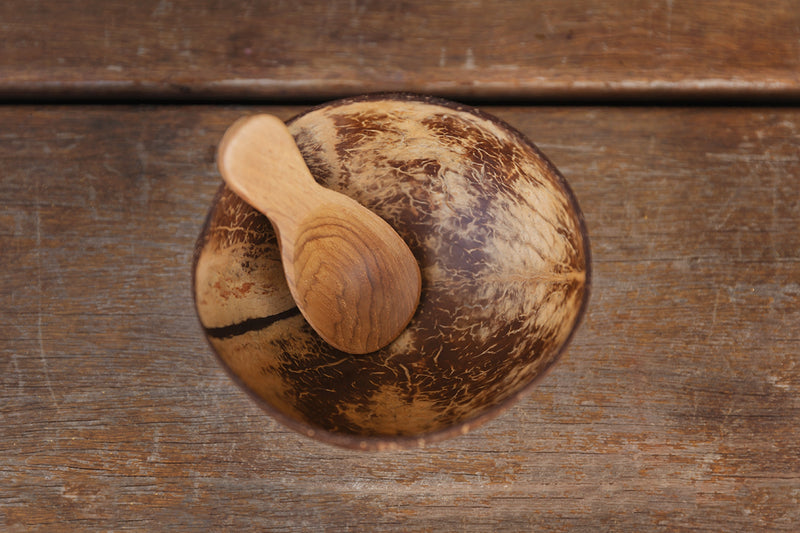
[{"left": 204, "top": 307, "right": 301, "bottom": 339}]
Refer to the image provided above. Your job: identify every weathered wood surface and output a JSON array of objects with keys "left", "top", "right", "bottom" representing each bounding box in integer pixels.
[
  {"left": 1, "top": 105, "right": 798, "bottom": 530},
  {"left": 2, "top": 0, "right": 800, "bottom": 101}
]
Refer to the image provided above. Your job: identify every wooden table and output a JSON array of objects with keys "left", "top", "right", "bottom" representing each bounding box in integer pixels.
[{"left": 2, "top": 2, "right": 799, "bottom": 530}]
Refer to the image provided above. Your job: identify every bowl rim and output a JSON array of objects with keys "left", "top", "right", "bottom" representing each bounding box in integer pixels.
[{"left": 193, "top": 92, "right": 592, "bottom": 451}]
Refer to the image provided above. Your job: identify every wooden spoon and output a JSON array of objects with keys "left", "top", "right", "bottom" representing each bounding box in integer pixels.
[{"left": 217, "top": 114, "right": 421, "bottom": 354}]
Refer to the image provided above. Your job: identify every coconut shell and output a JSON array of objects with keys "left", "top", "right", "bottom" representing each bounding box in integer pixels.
[{"left": 193, "top": 94, "right": 590, "bottom": 450}]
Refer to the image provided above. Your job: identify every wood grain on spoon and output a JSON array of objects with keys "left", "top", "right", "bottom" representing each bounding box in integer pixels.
[{"left": 217, "top": 114, "right": 421, "bottom": 354}]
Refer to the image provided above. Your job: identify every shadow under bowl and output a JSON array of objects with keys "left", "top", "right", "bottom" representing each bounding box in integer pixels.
[{"left": 193, "top": 94, "right": 590, "bottom": 450}]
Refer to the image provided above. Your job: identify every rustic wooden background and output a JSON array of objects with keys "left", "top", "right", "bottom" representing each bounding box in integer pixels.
[
  {"left": 2, "top": 1, "right": 799, "bottom": 531},
  {"left": 3, "top": 0, "right": 800, "bottom": 102}
]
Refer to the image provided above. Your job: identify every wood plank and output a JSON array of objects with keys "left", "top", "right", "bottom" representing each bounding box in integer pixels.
[
  {"left": 2, "top": 1, "right": 800, "bottom": 101},
  {"left": 1, "top": 105, "right": 799, "bottom": 530}
]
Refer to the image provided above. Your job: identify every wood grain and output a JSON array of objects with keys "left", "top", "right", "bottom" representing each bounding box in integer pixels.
[
  {"left": 2, "top": 0, "right": 800, "bottom": 102},
  {"left": 1, "top": 105, "right": 799, "bottom": 530}
]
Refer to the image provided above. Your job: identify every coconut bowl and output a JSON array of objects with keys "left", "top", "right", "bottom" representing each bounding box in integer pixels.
[{"left": 193, "top": 94, "right": 590, "bottom": 450}]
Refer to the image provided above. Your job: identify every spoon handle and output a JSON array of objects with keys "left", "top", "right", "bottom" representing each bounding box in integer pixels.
[{"left": 217, "top": 114, "right": 319, "bottom": 236}]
